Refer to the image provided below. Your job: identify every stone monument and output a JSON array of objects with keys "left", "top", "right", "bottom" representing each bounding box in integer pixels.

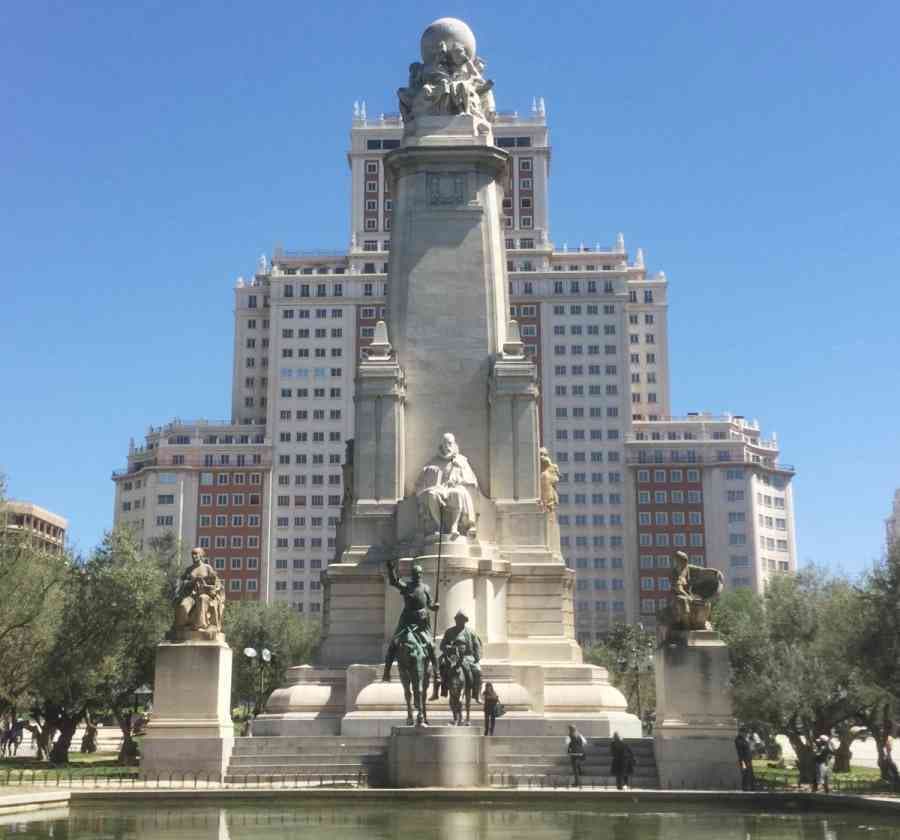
[
  {"left": 654, "top": 551, "right": 740, "bottom": 789},
  {"left": 255, "top": 17, "right": 639, "bottom": 745},
  {"left": 141, "top": 547, "right": 234, "bottom": 781}
]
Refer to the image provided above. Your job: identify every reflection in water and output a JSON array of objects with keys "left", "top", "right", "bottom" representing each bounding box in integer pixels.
[{"left": 1, "top": 803, "right": 899, "bottom": 840}]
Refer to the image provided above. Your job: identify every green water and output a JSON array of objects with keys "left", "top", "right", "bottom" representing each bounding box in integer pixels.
[{"left": 2, "top": 802, "right": 899, "bottom": 839}]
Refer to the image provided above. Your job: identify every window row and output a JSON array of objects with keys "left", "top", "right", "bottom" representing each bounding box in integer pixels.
[
  {"left": 197, "top": 535, "right": 259, "bottom": 549},
  {"left": 211, "top": 556, "right": 259, "bottom": 570},
  {"left": 200, "top": 472, "right": 263, "bottom": 485},
  {"left": 275, "top": 495, "right": 343, "bottom": 508},
  {"left": 199, "top": 493, "right": 263, "bottom": 507},
  {"left": 637, "top": 469, "right": 701, "bottom": 483},
  {"left": 637, "top": 490, "right": 703, "bottom": 505},
  {"left": 638, "top": 511, "right": 703, "bottom": 526},
  {"left": 199, "top": 514, "right": 262, "bottom": 528},
  {"left": 639, "top": 533, "right": 705, "bottom": 547}
]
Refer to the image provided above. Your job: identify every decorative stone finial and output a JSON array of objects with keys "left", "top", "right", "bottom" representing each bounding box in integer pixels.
[
  {"left": 635, "top": 248, "right": 645, "bottom": 269},
  {"left": 616, "top": 232, "right": 625, "bottom": 252},
  {"left": 367, "top": 320, "right": 393, "bottom": 360},
  {"left": 538, "top": 97, "right": 546, "bottom": 116},
  {"left": 503, "top": 319, "right": 525, "bottom": 357},
  {"left": 235, "top": 276, "right": 245, "bottom": 288},
  {"left": 258, "top": 253, "right": 268, "bottom": 273}
]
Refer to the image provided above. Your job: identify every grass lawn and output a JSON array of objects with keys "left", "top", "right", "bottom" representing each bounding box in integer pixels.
[
  {"left": 752, "top": 759, "right": 896, "bottom": 794},
  {"left": 0, "top": 752, "right": 137, "bottom": 783}
]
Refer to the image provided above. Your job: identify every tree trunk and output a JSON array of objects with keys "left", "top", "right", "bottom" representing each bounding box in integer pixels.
[
  {"left": 834, "top": 735, "right": 853, "bottom": 773},
  {"left": 787, "top": 734, "right": 816, "bottom": 783},
  {"left": 48, "top": 716, "right": 79, "bottom": 765}
]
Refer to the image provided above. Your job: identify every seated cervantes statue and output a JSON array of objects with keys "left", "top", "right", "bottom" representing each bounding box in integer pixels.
[
  {"left": 173, "top": 547, "right": 225, "bottom": 639},
  {"left": 415, "top": 433, "right": 478, "bottom": 539},
  {"left": 668, "top": 550, "right": 724, "bottom": 632}
]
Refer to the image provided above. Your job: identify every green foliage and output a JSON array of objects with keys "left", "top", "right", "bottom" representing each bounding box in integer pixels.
[
  {"left": 584, "top": 622, "right": 656, "bottom": 719},
  {"left": 716, "top": 567, "right": 893, "bottom": 782},
  {"left": 0, "top": 537, "right": 69, "bottom": 713},
  {"left": 28, "top": 529, "right": 170, "bottom": 763},
  {"left": 223, "top": 601, "right": 320, "bottom": 712},
  {"left": 855, "top": 541, "right": 900, "bottom": 704}
]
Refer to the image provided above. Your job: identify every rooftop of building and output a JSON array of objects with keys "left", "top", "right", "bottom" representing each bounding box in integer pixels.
[{"left": 3, "top": 500, "right": 68, "bottom": 530}]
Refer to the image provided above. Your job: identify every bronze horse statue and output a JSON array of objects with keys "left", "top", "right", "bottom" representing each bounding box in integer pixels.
[
  {"left": 395, "top": 626, "right": 435, "bottom": 726},
  {"left": 443, "top": 644, "right": 474, "bottom": 726}
]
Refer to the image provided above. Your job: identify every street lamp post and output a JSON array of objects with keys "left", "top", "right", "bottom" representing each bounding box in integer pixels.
[{"left": 243, "top": 646, "right": 274, "bottom": 718}]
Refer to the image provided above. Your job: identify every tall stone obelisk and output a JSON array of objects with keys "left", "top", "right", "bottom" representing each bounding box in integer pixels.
[{"left": 257, "top": 18, "right": 639, "bottom": 739}]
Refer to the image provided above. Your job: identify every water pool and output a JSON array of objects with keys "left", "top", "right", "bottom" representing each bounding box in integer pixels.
[{"left": 2, "top": 800, "right": 898, "bottom": 839}]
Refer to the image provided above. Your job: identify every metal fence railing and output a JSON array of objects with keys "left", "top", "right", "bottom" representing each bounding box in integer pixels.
[{"left": 0, "top": 769, "right": 370, "bottom": 789}]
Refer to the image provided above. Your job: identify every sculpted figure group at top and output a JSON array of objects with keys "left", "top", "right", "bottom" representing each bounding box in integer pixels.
[{"left": 398, "top": 18, "right": 495, "bottom": 126}]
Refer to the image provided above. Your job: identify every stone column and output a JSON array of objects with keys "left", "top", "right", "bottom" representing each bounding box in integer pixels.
[
  {"left": 140, "top": 636, "right": 234, "bottom": 781},
  {"left": 654, "top": 629, "right": 741, "bottom": 789},
  {"left": 384, "top": 143, "right": 510, "bottom": 498},
  {"left": 319, "top": 351, "right": 403, "bottom": 667}
]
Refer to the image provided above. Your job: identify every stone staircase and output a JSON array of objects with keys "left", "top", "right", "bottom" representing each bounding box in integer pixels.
[
  {"left": 484, "top": 737, "right": 659, "bottom": 788},
  {"left": 225, "top": 736, "right": 389, "bottom": 785},
  {"left": 225, "top": 734, "right": 657, "bottom": 788}
]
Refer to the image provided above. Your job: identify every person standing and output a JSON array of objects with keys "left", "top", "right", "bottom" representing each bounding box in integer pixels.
[
  {"left": 812, "top": 734, "right": 834, "bottom": 793},
  {"left": 609, "top": 732, "right": 635, "bottom": 790},
  {"left": 566, "top": 724, "right": 588, "bottom": 788},
  {"left": 734, "top": 728, "right": 755, "bottom": 791},
  {"left": 482, "top": 682, "right": 499, "bottom": 736}
]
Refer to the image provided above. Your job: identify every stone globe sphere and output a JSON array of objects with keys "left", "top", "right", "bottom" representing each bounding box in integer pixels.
[{"left": 420, "top": 17, "right": 476, "bottom": 64}]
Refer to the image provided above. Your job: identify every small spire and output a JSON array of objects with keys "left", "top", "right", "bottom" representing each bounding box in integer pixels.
[
  {"left": 503, "top": 319, "right": 525, "bottom": 357},
  {"left": 235, "top": 276, "right": 245, "bottom": 288},
  {"left": 353, "top": 100, "right": 360, "bottom": 118},
  {"left": 635, "top": 248, "right": 645, "bottom": 269},
  {"left": 616, "top": 232, "right": 625, "bottom": 252},
  {"left": 532, "top": 97, "right": 538, "bottom": 114},
  {"left": 538, "top": 97, "right": 546, "bottom": 116},
  {"left": 367, "top": 320, "right": 392, "bottom": 360},
  {"left": 360, "top": 100, "right": 367, "bottom": 121}
]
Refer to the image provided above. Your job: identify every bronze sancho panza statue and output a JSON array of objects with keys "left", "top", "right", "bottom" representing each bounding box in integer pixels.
[{"left": 668, "top": 550, "right": 724, "bottom": 632}]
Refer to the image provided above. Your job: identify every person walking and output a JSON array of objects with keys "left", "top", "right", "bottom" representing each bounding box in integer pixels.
[
  {"left": 566, "top": 724, "right": 588, "bottom": 788},
  {"left": 482, "top": 682, "right": 500, "bottom": 736},
  {"left": 734, "top": 728, "right": 755, "bottom": 791},
  {"left": 812, "top": 734, "right": 834, "bottom": 793},
  {"left": 609, "top": 731, "right": 635, "bottom": 790}
]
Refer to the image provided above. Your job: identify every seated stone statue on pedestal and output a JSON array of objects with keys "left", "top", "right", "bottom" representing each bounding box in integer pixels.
[
  {"left": 172, "top": 547, "right": 225, "bottom": 640},
  {"left": 415, "top": 432, "right": 478, "bottom": 540},
  {"left": 667, "top": 550, "right": 724, "bottom": 633}
]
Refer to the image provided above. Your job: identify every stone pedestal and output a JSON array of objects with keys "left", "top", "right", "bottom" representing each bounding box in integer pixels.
[
  {"left": 141, "top": 639, "right": 234, "bottom": 781},
  {"left": 388, "top": 725, "right": 482, "bottom": 787},
  {"left": 653, "top": 630, "right": 740, "bottom": 789}
]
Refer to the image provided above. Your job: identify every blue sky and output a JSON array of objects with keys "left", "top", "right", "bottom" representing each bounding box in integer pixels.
[{"left": 2, "top": 1, "right": 898, "bottom": 577}]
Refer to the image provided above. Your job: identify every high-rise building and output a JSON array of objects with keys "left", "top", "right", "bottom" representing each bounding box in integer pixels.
[
  {"left": 1, "top": 500, "right": 67, "bottom": 553},
  {"left": 112, "top": 420, "right": 272, "bottom": 601},
  {"left": 115, "top": 103, "right": 796, "bottom": 638},
  {"left": 623, "top": 414, "right": 797, "bottom": 632}
]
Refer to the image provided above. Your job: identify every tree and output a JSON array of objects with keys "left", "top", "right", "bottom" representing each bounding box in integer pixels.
[
  {"left": 715, "top": 569, "right": 874, "bottom": 782},
  {"left": 224, "top": 602, "right": 320, "bottom": 714},
  {"left": 585, "top": 623, "right": 656, "bottom": 723},
  {"left": 852, "top": 541, "right": 900, "bottom": 778},
  {"left": 0, "top": 482, "right": 69, "bottom": 715},
  {"left": 28, "top": 529, "right": 168, "bottom": 764}
]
